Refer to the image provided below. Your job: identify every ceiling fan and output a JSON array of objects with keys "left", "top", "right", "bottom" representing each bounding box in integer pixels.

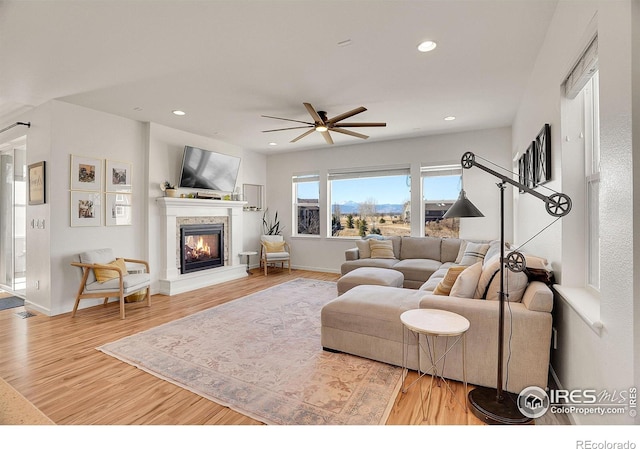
[{"left": 262, "top": 102, "right": 386, "bottom": 144}]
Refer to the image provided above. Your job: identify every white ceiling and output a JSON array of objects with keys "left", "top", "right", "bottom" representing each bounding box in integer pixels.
[{"left": 0, "top": 0, "right": 558, "bottom": 153}]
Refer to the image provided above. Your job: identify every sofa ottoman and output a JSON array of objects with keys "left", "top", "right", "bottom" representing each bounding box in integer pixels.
[{"left": 336, "top": 267, "right": 404, "bottom": 295}]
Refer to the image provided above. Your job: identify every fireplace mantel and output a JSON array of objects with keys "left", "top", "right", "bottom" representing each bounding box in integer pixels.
[{"left": 156, "top": 197, "right": 247, "bottom": 295}]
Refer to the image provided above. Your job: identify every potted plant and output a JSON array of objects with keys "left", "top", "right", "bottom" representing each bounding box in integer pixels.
[
  {"left": 262, "top": 209, "right": 283, "bottom": 235},
  {"left": 160, "top": 181, "right": 178, "bottom": 197}
]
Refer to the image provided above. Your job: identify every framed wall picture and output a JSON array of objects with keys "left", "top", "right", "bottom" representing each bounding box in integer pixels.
[
  {"left": 70, "top": 191, "right": 102, "bottom": 227},
  {"left": 70, "top": 155, "right": 102, "bottom": 191},
  {"left": 517, "top": 154, "right": 526, "bottom": 194},
  {"left": 105, "top": 193, "right": 132, "bottom": 226},
  {"left": 105, "top": 160, "right": 132, "bottom": 193},
  {"left": 28, "top": 161, "right": 46, "bottom": 205},
  {"left": 534, "top": 123, "right": 551, "bottom": 186},
  {"left": 518, "top": 142, "right": 535, "bottom": 191}
]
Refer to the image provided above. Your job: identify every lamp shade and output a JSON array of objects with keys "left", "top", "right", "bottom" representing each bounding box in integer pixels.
[{"left": 443, "top": 190, "right": 484, "bottom": 218}]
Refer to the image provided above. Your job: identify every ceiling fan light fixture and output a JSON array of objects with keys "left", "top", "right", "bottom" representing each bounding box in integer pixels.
[
  {"left": 417, "top": 40, "right": 437, "bottom": 52},
  {"left": 315, "top": 125, "right": 328, "bottom": 132}
]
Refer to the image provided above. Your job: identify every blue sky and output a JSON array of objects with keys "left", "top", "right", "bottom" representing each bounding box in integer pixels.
[{"left": 297, "top": 175, "right": 461, "bottom": 204}]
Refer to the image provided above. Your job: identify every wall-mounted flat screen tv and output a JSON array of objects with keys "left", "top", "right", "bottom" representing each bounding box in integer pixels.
[{"left": 179, "top": 146, "right": 241, "bottom": 192}]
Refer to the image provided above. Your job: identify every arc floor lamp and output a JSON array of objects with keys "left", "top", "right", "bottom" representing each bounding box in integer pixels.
[{"left": 443, "top": 151, "right": 571, "bottom": 424}]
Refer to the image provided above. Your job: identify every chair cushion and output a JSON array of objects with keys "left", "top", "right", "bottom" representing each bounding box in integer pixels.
[
  {"left": 79, "top": 249, "right": 116, "bottom": 284},
  {"left": 94, "top": 258, "right": 127, "bottom": 283},
  {"left": 265, "top": 251, "right": 289, "bottom": 261},
  {"left": 392, "top": 259, "right": 443, "bottom": 283},
  {"left": 400, "top": 236, "right": 441, "bottom": 260},
  {"left": 85, "top": 273, "right": 150, "bottom": 293}
]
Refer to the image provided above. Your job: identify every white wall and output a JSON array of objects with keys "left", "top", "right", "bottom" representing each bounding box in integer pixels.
[
  {"left": 13, "top": 101, "right": 148, "bottom": 316},
  {"left": 5, "top": 101, "right": 267, "bottom": 313},
  {"left": 265, "top": 127, "right": 512, "bottom": 273},
  {"left": 512, "top": 0, "right": 637, "bottom": 424}
]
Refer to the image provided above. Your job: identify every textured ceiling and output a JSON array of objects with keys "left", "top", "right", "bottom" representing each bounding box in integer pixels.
[{"left": 0, "top": 0, "right": 558, "bottom": 153}]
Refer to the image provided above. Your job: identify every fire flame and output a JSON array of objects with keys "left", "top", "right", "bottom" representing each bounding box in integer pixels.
[{"left": 196, "top": 236, "right": 210, "bottom": 255}]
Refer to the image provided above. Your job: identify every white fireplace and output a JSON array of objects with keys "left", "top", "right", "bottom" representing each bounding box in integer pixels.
[{"left": 156, "top": 197, "right": 247, "bottom": 295}]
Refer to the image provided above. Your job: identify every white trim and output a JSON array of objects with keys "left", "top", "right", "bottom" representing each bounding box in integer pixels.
[{"left": 553, "top": 284, "right": 603, "bottom": 335}]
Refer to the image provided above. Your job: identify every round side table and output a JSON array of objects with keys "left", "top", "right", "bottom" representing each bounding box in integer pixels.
[
  {"left": 400, "top": 308, "right": 470, "bottom": 419},
  {"left": 239, "top": 251, "right": 258, "bottom": 274}
]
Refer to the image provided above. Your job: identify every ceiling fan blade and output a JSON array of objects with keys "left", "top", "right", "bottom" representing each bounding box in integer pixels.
[
  {"left": 290, "top": 128, "right": 316, "bottom": 143},
  {"left": 334, "top": 122, "right": 387, "bottom": 127},
  {"left": 261, "top": 115, "right": 313, "bottom": 125},
  {"left": 262, "top": 125, "right": 313, "bottom": 133},
  {"left": 331, "top": 128, "right": 369, "bottom": 140},
  {"left": 321, "top": 130, "right": 334, "bottom": 145},
  {"left": 328, "top": 106, "right": 367, "bottom": 124},
  {"left": 303, "top": 103, "right": 324, "bottom": 124}
]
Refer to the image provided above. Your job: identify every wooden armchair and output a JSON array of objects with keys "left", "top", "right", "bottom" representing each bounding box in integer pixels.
[
  {"left": 259, "top": 235, "right": 291, "bottom": 276},
  {"left": 71, "top": 248, "right": 151, "bottom": 319}
]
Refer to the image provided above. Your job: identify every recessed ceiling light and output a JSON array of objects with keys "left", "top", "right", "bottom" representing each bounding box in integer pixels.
[
  {"left": 172, "top": 110, "right": 186, "bottom": 116},
  {"left": 269, "top": 142, "right": 278, "bottom": 146},
  {"left": 444, "top": 116, "right": 456, "bottom": 121},
  {"left": 417, "top": 40, "right": 437, "bottom": 52}
]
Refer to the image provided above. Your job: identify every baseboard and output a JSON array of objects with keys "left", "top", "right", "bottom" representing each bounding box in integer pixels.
[
  {"left": 549, "top": 365, "right": 578, "bottom": 425},
  {"left": 290, "top": 264, "right": 341, "bottom": 274}
]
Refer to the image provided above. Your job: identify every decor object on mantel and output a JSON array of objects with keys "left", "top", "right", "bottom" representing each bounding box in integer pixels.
[
  {"left": 99, "top": 279, "right": 401, "bottom": 425},
  {"left": 443, "top": 151, "right": 571, "bottom": 425},
  {"left": 160, "top": 181, "right": 177, "bottom": 197}
]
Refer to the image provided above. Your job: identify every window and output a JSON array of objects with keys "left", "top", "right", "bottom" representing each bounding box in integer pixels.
[
  {"left": 421, "top": 165, "right": 462, "bottom": 238},
  {"left": 563, "top": 35, "right": 600, "bottom": 292},
  {"left": 584, "top": 72, "right": 600, "bottom": 291},
  {"left": 292, "top": 173, "right": 320, "bottom": 235},
  {"left": 328, "top": 167, "right": 410, "bottom": 238}
]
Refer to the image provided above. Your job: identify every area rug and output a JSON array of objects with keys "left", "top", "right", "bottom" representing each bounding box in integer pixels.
[
  {"left": 99, "top": 278, "right": 402, "bottom": 425},
  {"left": 0, "top": 296, "right": 24, "bottom": 311}
]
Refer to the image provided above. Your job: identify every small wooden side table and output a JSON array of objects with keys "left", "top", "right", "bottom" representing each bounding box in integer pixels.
[
  {"left": 239, "top": 251, "right": 258, "bottom": 274},
  {"left": 400, "top": 308, "right": 470, "bottom": 420}
]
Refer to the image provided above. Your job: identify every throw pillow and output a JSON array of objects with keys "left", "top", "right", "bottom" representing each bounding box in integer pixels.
[
  {"left": 454, "top": 240, "right": 468, "bottom": 264},
  {"left": 483, "top": 240, "right": 508, "bottom": 267},
  {"left": 369, "top": 240, "right": 395, "bottom": 259},
  {"left": 449, "top": 262, "right": 482, "bottom": 298},
  {"left": 94, "top": 258, "right": 128, "bottom": 283},
  {"left": 433, "top": 265, "right": 467, "bottom": 296},
  {"left": 356, "top": 239, "right": 371, "bottom": 259},
  {"left": 458, "top": 242, "right": 490, "bottom": 266},
  {"left": 263, "top": 240, "right": 286, "bottom": 253},
  {"left": 475, "top": 255, "right": 500, "bottom": 298},
  {"left": 485, "top": 269, "right": 529, "bottom": 302},
  {"left": 474, "top": 254, "right": 530, "bottom": 302},
  {"left": 524, "top": 254, "right": 549, "bottom": 270}
]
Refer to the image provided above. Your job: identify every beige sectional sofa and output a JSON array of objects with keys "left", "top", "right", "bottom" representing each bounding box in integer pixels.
[
  {"left": 341, "top": 236, "right": 490, "bottom": 289},
  {"left": 322, "top": 235, "right": 554, "bottom": 394}
]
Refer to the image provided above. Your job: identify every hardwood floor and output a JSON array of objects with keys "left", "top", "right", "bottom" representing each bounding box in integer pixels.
[{"left": 0, "top": 269, "right": 553, "bottom": 425}]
